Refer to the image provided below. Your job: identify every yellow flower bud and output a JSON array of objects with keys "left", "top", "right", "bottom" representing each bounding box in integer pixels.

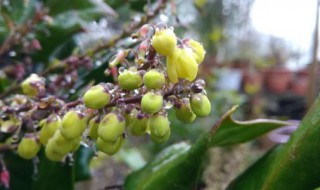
[
  {"left": 185, "top": 39, "right": 205, "bottom": 64},
  {"left": 151, "top": 28, "right": 177, "bottom": 56},
  {"left": 166, "top": 47, "right": 198, "bottom": 83},
  {"left": 17, "top": 137, "right": 41, "bottom": 160}
]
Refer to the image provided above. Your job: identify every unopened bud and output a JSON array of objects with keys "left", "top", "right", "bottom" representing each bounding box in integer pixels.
[
  {"left": 83, "top": 84, "right": 110, "bottom": 109},
  {"left": 190, "top": 93, "right": 211, "bottom": 117},
  {"left": 51, "top": 130, "right": 73, "bottom": 155},
  {"left": 141, "top": 92, "right": 163, "bottom": 114},
  {"left": 175, "top": 98, "right": 196, "bottom": 123},
  {"left": 45, "top": 139, "right": 65, "bottom": 162},
  {"left": 17, "top": 136, "right": 41, "bottom": 159},
  {"left": 96, "top": 136, "right": 124, "bottom": 155},
  {"left": 149, "top": 114, "right": 170, "bottom": 143},
  {"left": 143, "top": 70, "right": 165, "bottom": 89},
  {"left": 39, "top": 114, "right": 61, "bottom": 144},
  {"left": 151, "top": 27, "right": 177, "bottom": 56},
  {"left": 21, "top": 74, "right": 45, "bottom": 97},
  {"left": 184, "top": 39, "right": 206, "bottom": 64},
  {"left": 118, "top": 68, "right": 143, "bottom": 90},
  {"left": 129, "top": 112, "right": 149, "bottom": 136},
  {"left": 60, "top": 110, "right": 88, "bottom": 140},
  {"left": 88, "top": 116, "right": 100, "bottom": 140},
  {"left": 98, "top": 112, "right": 125, "bottom": 142}
]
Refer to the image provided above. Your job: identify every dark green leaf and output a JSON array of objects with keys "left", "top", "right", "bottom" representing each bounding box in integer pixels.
[
  {"left": 0, "top": 0, "right": 37, "bottom": 40},
  {"left": 34, "top": 0, "right": 116, "bottom": 62},
  {"left": 74, "top": 145, "right": 94, "bottom": 182},
  {"left": 228, "top": 96, "right": 320, "bottom": 190},
  {"left": 4, "top": 151, "right": 33, "bottom": 190},
  {"left": 210, "top": 112, "right": 290, "bottom": 146},
  {"left": 124, "top": 106, "right": 289, "bottom": 190},
  {"left": 32, "top": 150, "right": 74, "bottom": 190}
]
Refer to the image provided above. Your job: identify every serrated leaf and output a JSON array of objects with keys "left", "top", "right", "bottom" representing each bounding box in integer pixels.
[
  {"left": 227, "top": 96, "right": 320, "bottom": 190},
  {"left": 124, "top": 106, "right": 289, "bottom": 190},
  {"left": 210, "top": 114, "right": 291, "bottom": 147}
]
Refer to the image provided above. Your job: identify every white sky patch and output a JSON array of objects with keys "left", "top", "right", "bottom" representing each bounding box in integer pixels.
[{"left": 250, "top": 0, "right": 318, "bottom": 69}]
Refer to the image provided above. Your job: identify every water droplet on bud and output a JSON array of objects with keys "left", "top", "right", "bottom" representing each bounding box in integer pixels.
[
  {"left": 118, "top": 67, "right": 125, "bottom": 74},
  {"left": 164, "top": 100, "right": 173, "bottom": 110}
]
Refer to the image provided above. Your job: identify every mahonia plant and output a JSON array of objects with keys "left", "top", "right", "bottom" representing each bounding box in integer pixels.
[{"left": 1, "top": 23, "right": 210, "bottom": 162}]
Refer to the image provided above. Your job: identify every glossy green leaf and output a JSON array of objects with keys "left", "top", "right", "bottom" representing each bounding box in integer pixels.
[
  {"left": 3, "top": 151, "right": 33, "bottom": 190},
  {"left": 124, "top": 106, "right": 289, "bottom": 190},
  {"left": 3, "top": 149, "right": 73, "bottom": 190},
  {"left": 74, "top": 145, "right": 95, "bottom": 182},
  {"left": 210, "top": 114, "right": 290, "bottom": 147},
  {"left": 34, "top": 0, "right": 116, "bottom": 62},
  {"left": 228, "top": 96, "right": 320, "bottom": 190},
  {"left": 32, "top": 150, "right": 74, "bottom": 190}
]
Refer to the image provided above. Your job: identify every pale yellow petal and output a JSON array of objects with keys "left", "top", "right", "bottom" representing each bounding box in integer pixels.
[
  {"left": 166, "top": 56, "right": 178, "bottom": 83},
  {"left": 177, "top": 48, "right": 198, "bottom": 81}
]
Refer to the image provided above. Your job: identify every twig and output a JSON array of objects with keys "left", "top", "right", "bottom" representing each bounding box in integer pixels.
[
  {"left": 0, "top": 7, "right": 48, "bottom": 55},
  {"left": 0, "top": 0, "right": 168, "bottom": 99}
]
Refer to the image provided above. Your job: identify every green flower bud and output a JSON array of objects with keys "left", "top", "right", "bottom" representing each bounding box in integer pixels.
[
  {"left": 60, "top": 110, "right": 87, "bottom": 140},
  {"left": 98, "top": 113, "right": 125, "bottom": 142},
  {"left": 190, "top": 93, "right": 211, "bottom": 117},
  {"left": 17, "top": 136, "right": 41, "bottom": 159},
  {"left": 149, "top": 114, "right": 170, "bottom": 143},
  {"left": 175, "top": 98, "right": 196, "bottom": 123},
  {"left": 51, "top": 130, "right": 73, "bottom": 155},
  {"left": 129, "top": 112, "right": 149, "bottom": 136},
  {"left": 150, "top": 129, "right": 170, "bottom": 143},
  {"left": 124, "top": 107, "right": 138, "bottom": 128},
  {"left": 96, "top": 136, "right": 124, "bottom": 155},
  {"left": 45, "top": 139, "right": 65, "bottom": 162},
  {"left": 151, "top": 28, "right": 177, "bottom": 56},
  {"left": 0, "top": 119, "right": 19, "bottom": 133},
  {"left": 143, "top": 70, "right": 165, "bottom": 89},
  {"left": 118, "top": 69, "right": 143, "bottom": 90},
  {"left": 21, "top": 74, "right": 45, "bottom": 97},
  {"left": 88, "top": 116, "right": 100, "bottom": 140},
  {"left": 83, "top": 84, "right": 111, "bottom": 109},
  {"left": 39, "top": 114, "right": 61, "bottom": 145},
  {"left": 141, "top": 92, "right": 163, "bottom": 114}
]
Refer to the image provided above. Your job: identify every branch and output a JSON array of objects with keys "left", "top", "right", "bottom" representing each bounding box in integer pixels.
[{"left": 0, "top": 0, "right": 167, "bottom": 99}]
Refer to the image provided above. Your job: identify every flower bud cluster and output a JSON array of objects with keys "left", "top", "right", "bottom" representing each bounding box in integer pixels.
[{"left": 4, "top": 23, "right": 211, "bottom": 161}]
